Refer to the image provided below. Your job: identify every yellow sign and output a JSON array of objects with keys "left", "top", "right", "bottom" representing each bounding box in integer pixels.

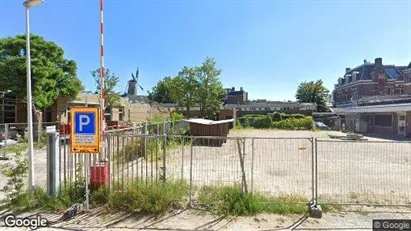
[{"left": 70, "top": 107, "right": 101, "bottom": 154}]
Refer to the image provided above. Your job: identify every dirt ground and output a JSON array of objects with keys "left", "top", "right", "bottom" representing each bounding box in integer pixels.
[{"left": 0, "top": 129, "right": 410, "bottom": 230}]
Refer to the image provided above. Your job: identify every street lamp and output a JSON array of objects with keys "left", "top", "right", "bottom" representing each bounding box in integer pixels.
[{"left": 23, "top": 0, "right": 43, "bottom": 192}]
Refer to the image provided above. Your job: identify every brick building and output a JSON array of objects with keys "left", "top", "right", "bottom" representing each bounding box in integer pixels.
[
  {"left": 331, "top": 58, "right": 411, "bottom": 137},
  {"left": 0, "top": 91, "right": 170, "bottom": 125},
  {"left": 333, "top": 58, "right": 410, "bottom": 107},
  {"left": 224, "top": 87, "right": 248, "bottom": 105}
]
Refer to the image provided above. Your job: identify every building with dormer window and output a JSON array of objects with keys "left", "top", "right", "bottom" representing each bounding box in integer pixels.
[{"left": 331, "top": 58, "right": 411, "bottom": 137}]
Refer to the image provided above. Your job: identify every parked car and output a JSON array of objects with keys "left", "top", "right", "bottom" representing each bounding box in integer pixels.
[
  {"left": 315, "top": 121, "right": 331, "bottom": 130},
  {"left": 0, "top": 126, "right": 19, "bottom": 141}
]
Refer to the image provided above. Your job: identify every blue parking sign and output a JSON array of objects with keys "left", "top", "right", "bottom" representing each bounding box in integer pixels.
[{"left": 74, "top": 112, "right": 96, "bottom": 134}]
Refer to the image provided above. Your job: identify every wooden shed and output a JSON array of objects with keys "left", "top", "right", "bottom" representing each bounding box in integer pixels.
[{"left": 186, "top": 118, "right": 234, "bottom": 147}]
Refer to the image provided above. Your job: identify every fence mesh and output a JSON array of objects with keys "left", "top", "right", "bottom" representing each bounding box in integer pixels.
[
  {"left": 2, "top": 119, "right": 410, "bottom": 210},
  {"left": 316, "top": 139, "right": 411, "bottom": 206}
]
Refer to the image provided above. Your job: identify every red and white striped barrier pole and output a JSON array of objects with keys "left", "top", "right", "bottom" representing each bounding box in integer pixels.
[{"left": 99, "top": 0, "right": 106, "bottom": 161}]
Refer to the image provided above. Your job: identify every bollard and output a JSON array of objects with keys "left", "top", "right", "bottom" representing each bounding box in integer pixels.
[
  {"left": 47, "top": 131, "right": 60, "bottom": 196},
  {"left": 163, "top": 120, "right": 167, "bottom": 135},
  {"left": 0, "top": 124, "right": 10, "bottom": 160},
  {"left": 142, "top": 122, "right": 147, "bottom": 135}
]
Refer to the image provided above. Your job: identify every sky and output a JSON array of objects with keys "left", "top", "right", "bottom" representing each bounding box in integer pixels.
[{"left": 1, "top": 0, "right": 410, "bottom": 101}]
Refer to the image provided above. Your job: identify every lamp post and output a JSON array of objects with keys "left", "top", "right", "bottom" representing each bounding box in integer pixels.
[{"left": 23, "top": 0, "right": 43, "bottom": 192}]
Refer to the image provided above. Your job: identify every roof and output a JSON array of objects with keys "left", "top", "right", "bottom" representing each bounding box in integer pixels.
[
  {"left": 185, "top": 118, "right": 234, "bottom": 125},
  {"left": 68, "top": 101, "right": 100, "bottom": 106},
  {"left": 339, "top": 61, "right": 407, "bottom": 85},
  {"left": 227, "top": 91, "right": 245, "bottom": 96},
  {"left": 331, "top": 103, "right": 411, "bottom": 114}
]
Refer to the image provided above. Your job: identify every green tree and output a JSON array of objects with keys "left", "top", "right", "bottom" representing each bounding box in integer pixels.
[
  {"left": 147, "top": 76, "right": 177, "bottom": 103},
  {"left": 295, "top": 80, "right": 329, "bottom": 112},
  {"left": 91, "top": 68, "right": 121, "bottom": 108},
  {"left": 0, "top": 34, "right": 83, "bottom": 139},
  {"left": 173, "top": 66, "right": 200, "bottom": 118},
  {"left": 196, "top": 57, "right": 225, "bottom": 118}
]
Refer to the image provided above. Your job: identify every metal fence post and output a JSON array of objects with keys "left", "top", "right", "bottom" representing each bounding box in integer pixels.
[
  {"left": 107, "top": 133, "right": 112, "bottom": 194},
  {"left": 314, "top": 138, "right": 318, "bottom": 203},
  {"left": 189, "top": 137, "right": 194, "bottom": 208},
  {"left": 251, "top": 138, "right": 255, "bottom": 193},
  {"left": 311, "top": 137, "right": 315, "bottom": 202},
  {"left": 46, "top": 131, "right": 60, "bottom": 196},
  {"left": 181, "top": 137, "right": 185, "bottom": 181},
  {"left": 163, "top": 124, "right": 167, "bottom": 184}
]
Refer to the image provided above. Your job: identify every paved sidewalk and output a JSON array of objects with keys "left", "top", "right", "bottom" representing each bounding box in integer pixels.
[{"left": 1, "top": 206, "right": 410, "bottom": 231}]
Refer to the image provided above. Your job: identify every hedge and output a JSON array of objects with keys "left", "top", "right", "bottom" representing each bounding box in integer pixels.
[{"left": 237, "top": 113, "right": 313, "bottom": 130}]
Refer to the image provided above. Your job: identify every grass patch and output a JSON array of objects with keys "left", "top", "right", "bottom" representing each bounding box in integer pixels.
[
  {"left": 4, "top": 143, "right": 28, "bottom": 154},
  {"left": 1, "top": 184, "right": 86, "bottom": 213},
  {"left": 197, "top": 185, "right": 307, "bottom": 216},
  {"left": 103, "top": 180, "right": 189, "bottom": 214}
]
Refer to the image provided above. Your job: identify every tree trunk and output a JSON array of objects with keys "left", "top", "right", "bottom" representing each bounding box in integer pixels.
[
  {"left": 32, "top": 103, "right": 42, "bottom": 142},
  {"left": 186, "top": 106, "right": 190, "bottom": 119}
]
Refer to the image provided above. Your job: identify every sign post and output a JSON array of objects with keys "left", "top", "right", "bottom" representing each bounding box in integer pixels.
[{"left": 70, "top": 107, "right": 101, "bottom": 210}]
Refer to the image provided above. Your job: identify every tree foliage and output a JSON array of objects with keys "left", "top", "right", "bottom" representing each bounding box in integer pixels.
[
  {"left": 91, "top": 68, "right": 121, "bottom": 108},
  {"left": 196, "top": 58, "right": 225, "bottom": 118},
  {"left": 295, "top": 80, "right": 329, "bottom": 112},
  {"left": 147, "top": 76, "right": 176, "bottom": 104},
  {"left": 173, "top": 66, "right": 201, "bottom": 117},
  {"left": 147, "top": 57, "right": 225, "bottom": 118},
  {"left": 0, "top": 34, "right": 83, "bottom": 109}
]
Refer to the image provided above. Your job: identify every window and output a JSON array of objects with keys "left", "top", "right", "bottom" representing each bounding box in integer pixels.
[
  {"left": 3, "top": 110, "right": 15, "bottom": 123},
  {"left": 44, "top": 107, "right": 53, "bottom": 122},
  {"left": 385, "top": 68, "right": 399, "bottom": 79},
  {"left": 374, "top": 115, "right": 392, "bottom": 127},
  {"left": 119, "top": 107, "right": 124, "bottom": 121},
  {"left": 45, "top": 111, "right": 53, "bottom": 122}
]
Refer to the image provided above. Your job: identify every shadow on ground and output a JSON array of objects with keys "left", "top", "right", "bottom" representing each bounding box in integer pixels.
[{"left": 0, "top": 206, "right": 410, "bottom": 230}]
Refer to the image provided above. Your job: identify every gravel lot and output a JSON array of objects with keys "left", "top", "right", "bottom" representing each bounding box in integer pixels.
[{"left": 163, "top": 129, "right": 410, "bottom": 205}]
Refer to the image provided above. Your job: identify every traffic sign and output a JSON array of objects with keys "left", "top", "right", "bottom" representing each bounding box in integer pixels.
[{"left": 70, "top": 107, "right": 100, "bottom": 154}]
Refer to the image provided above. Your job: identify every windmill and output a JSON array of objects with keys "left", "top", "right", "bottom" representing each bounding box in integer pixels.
[{"left": 126, "top": 68, "right": 144, "bottom": 96}]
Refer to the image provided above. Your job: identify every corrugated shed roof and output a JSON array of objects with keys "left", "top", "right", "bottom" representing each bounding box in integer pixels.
[{"left": 186, "top": 118, "right": 234, "bottom": 125}]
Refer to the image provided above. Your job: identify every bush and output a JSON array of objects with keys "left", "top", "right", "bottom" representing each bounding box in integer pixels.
[
  {"left": 107, "top": 180, "right": 189, "bottom": 214},
  {"left": 269, "top": 112, "right": 305, "bottom": 121},
  {"left": 197, "top": 185, "right": 307, "bottom": 216},
  {"left": 170, "top": 112, "right": 185, "bottom": 121},
  {"left": 237, "top": 113, "right": 313, "bottom": 130},
  {"left": 271, "top": 117, "right": 313, "bottom": 130}
]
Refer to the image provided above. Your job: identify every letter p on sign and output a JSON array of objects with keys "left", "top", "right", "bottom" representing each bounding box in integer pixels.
[
  {"left": 79, "top": 115, "right": 90, "bottom": 132},
  {"left": 74, "top": 112, "right": 96, "bottom": 134}
]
